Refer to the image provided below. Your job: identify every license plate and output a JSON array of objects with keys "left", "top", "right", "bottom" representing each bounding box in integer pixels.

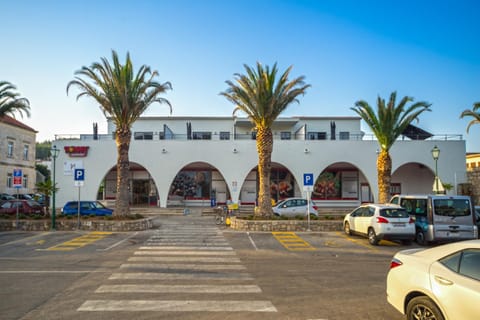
[{"left": 392, "top": 223, "right": 405, "bottom": 227}]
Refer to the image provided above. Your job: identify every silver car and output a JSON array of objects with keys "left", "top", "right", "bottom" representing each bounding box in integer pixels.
[{"left": 272, "top": 198, "right": 318, "bottom": 217}]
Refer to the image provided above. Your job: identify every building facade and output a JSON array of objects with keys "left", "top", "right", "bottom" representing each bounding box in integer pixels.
[
  {"left": 53, "top": 116, "right": 467, "bottom": 210},
  {"left": 0, "top": 115, "right": 37, "bottom": 195}
]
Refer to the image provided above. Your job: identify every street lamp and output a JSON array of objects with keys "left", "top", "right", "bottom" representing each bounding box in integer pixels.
[
  {"left": 431, "top": 145, "right": 440, "bottom": 194},
  {"left": 50, "top": 145, "right": 60, "bottom": 230}
]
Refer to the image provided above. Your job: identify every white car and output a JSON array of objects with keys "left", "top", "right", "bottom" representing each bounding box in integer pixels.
[
  {"left": 272, "top": 198, "right": 318, "bottom": 217},
  {"left": 387, "top": 239, "right": 480, "bottom": 320},
  {"left": 343, "top": 203, "right": 415, "bottom": 245}
]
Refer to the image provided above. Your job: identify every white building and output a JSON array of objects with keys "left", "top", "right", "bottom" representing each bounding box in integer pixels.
[{"left": 52, "top": 116, "right": 467, "bottom": 210}]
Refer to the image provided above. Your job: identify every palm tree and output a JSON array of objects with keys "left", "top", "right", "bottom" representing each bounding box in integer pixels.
[
  {"left": 460, "top": 102, "right": 480, "bottom": 133},
  {"left": 0, "top": 81, "right": 31, "bottom": 118},
  {"left": 351, "top": 92, "right": 431, "bottom": 203},
  {"left": 35, "top": 179, "right": 58, "bottom": 216},
  {"left": 67, "top": 50, "right": 172, "bottom": 217},
  {"left": 221, "top": 62, "right": 310, "bottom": 218}
]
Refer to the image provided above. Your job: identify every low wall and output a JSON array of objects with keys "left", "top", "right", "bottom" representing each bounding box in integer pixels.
[
  {"left": 230, "top": 217, "right": 343, "bottom": 232},
  {"left": 0, "top": 218, "right": 154, "bottom": 232}
]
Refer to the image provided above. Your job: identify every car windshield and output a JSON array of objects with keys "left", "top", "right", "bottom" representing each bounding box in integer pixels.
[
  {"left": 380, "top": 208, "right": 408, "bottom": 218},
  {"left": 92, "top": 202, "right": 106, "bottom": 209},
  {"left": 433, "top": 199, "right": 471, "bottom": 217}
]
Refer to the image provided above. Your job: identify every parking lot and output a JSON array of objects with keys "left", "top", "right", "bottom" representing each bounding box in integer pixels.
[{"left": 0, "top": 215, "right": 411, "bottom": 320}]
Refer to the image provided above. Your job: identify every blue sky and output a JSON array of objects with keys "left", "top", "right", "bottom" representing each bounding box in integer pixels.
[{"left": 2, "top": 0, "right": 480, "bottom": 150}]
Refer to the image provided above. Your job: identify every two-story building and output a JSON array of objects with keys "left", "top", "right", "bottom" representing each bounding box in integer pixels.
[
  {"left": 0, "top": 115, "right": 37, "bottom": 195},
  {"left": 52, "top": 116, "right": 467, "bottom": 210}
]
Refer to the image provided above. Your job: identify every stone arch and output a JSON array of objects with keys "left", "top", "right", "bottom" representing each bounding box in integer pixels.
[{"left": 392, "top": 162, "right": 436, "bottom": 195}]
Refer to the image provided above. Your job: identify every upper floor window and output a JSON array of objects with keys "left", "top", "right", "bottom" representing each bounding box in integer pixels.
[
  {"left": 23, "top": 175, "right": 28, "bottom": 188},
  {"left": 193, "top": 132, "right": 212, "bottom": 140},
  {"left": 7, "top": 141, "right": 14, "bottom": 158},
  {"left": 219, "top": 132, "right": 230, "bottom": 140},
  {"left": 280, "top": 132, "right": 291, "bottom": 140},
  {"left": 134, "top": 132, "right": 153, "bottom": 140},
  {"left": 23, "top": 145, "right": 29, "bottom": 160},
  {"left": 308, "top": 132, "right": 327, "bottom": 140},
  {"left": 339, "top": 132, "right": 350, "bottom": 140}
]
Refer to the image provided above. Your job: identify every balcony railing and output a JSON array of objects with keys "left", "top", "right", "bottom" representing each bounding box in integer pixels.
[{"left": 55, "top": 132, "right": 463, "bottom": 142}]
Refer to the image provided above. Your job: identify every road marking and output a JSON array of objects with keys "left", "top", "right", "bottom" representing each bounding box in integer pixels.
[
  {"left": 97, "top": 232, "right": 138, "bottom": 251},
  {"left": 78, "top": 300, "right": 277, "bottom": 312},
  {"left": 95, "top": 284, "right": 262, "bottom": 293},
  {"left": 247, "top": 231, "right": 259, "bottom": 250},
  {"left": 272, "top": 232, "right": 316, "bottom": 251},
  {"left": 139, "top": 246, "right": 233, "bottom": 250},
  {"left": 120, "top": 263, "right": 246, "bottom": 270},
  {"left": 134, "top": 250, "right": 237, "bottom": 256},
  {"left": 42, "top": 231, "right": 112, "bottom": 251},
  {"left": 128, "top": 256, "right": 241, "bottom": 263},
  {"left": 336, "top": 232, "right": 379, "bottom": 251},
  {"left": 109, "top": 272, "right": 254, "bottom": 281},
  {"left": 0, "top": 232, "right": 48, "bottom": 247}
]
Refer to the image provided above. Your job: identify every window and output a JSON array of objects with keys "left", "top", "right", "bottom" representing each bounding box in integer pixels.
[
  {"left": 339, "top": 132, "right": 350, "bottom": 140},
  {"left": 23, "top": 145, "right": 29, "bottom": 160},
  {"left": 390, "top": 183, "right": 401, "bottom": 195},
  {"left": 308, "top": 132, "right": 327, "bottom": 140},
  {"left": 280, "top": 132, "right": 291, "bottom": 140},
  {"left": 251, "top": 131, "right": 257, "bottom": 140},
  {"left": 23, "top": 175, "right": 28, "bottom": 188},
  {"left": 219, "top": 132, "right": 230, "bottom": 140},
  {"left": 192, "top": 132, "right": 212, "bottom": 140},
  {"left": 7, "top": 141, "right": 14, "bottom": 158},
  {"left": 134, "top": 132, "right": 153, "bottom": 140},
  {"left": 440, "top": 249, "right": 480, "bottom": 281},
  {"left": 7, "top": 173, "right": 12, "bottom": 188}
]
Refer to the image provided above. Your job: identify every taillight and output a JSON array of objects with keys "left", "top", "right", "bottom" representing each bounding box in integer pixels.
[
  {"left": 377, "top": 216, "right": 389, "bottom": 224},
  {"left": 409, "top": 217, "right": 415, "bottom": 224},
  {"left": 389, "top": 258, "right": 403, "bottom": 269},
  {"left": 312, "top": 206, "right": 318, "bottom": 210}
]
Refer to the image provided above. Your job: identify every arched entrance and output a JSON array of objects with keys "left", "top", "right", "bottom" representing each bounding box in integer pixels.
[{"left": 392, "top": 162, "right": 435, "bottom": 195}]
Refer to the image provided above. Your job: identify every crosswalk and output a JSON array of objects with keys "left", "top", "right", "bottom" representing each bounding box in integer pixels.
[{"left": 77, "top": 218, "right": 277, "bottom": 314}]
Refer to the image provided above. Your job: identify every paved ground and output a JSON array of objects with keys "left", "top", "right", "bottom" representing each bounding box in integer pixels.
[{"left": 0, "top": 209, "right": 408, "bottom": 320}]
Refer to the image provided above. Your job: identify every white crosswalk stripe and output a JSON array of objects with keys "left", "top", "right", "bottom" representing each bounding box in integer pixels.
[{"left": 78, "top": 217, "right": 277, "bottom": 313}]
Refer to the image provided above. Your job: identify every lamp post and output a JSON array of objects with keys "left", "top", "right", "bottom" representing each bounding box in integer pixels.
[
  {"left": 431, "top": 145, "right": 440, "bottom": 194},
  {"left": 50, "top": 145, "right": 60, "bottom": 230}
]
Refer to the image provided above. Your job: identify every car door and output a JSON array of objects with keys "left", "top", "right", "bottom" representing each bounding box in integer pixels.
[
  {"left": 430, "top": 249, "right": 480, "bottom": 319},
  {"left": 358, "top": 206, "right": 374, "bottom": 235},
  {"left": 348, "top": 207, "right": 364, "bottom": 233}
]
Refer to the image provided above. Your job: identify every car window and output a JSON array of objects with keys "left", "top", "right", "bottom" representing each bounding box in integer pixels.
[
  {"left": 380, "top": 208, "right": 408, "bottom": 218},
  {"left": 81, "top": 203, "right": 90, "bottom": 210},
  {"left": 367, "top": 207, "right": 375, "bottom": 217},
  {"left": 351, "top": 208, "right": 363, "bottom": 217},
  {"left": 1, "top": 202, "right": 12, "bottom": 209},
  {"left": 390, "top": 197, "right": 398, "bottom": 205},
  {"left": 434, "top": 199, "right": 471, "bottom": 217},
  {"left": 440, "top": 249, "right": 480, "bottom": 281},
  {"left": 66, "top": 202, "right": 78, "bottom": 209}
]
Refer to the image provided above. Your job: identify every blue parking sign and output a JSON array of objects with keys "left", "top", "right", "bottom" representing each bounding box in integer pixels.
[
  {"left": 303, "top": 173, "right": 314, "bottom": 186},
  {"left": 74, "top": 169, "right": 85, "bottom": 181}
]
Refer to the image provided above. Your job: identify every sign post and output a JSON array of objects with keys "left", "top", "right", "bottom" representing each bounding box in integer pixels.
[
  {"left": 303, "top": 173, "right": 314, "bottom": 231},
  {"left": 74, "top": 169, "right": 85, "bottom": 229},
  {"left": 13, "top": 169, "right": 23, "bottom": 229}
]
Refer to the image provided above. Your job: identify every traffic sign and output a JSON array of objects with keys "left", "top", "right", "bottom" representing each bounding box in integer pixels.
[
  {"left": 13, "top": 169, "right": 23, "bottom": 188},
  {"left": 303, "top": 173, "right": 314, "bottom": 191},
  {"left": 74, "top": 169, "right": 85, "bottom": 187}
]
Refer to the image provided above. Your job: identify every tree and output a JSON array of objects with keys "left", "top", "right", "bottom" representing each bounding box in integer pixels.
[
  {"left": 221, "top": 62, "right": 310, "bottom": 218},
  {"left": 67, "top": 50, "right": 172, "bottom": 217},
  {"left": 351, "top": 92, "right": 431, "bottom": 203},
  {"left": 460, "top": 102, "right": 480, "bottom": 133},
  {"left": 0, "top": 81, "right": 31, "bottom": 118},
  {"left": 35, "top": 179, "right": 58, "bottom": 216},
  {"left": 36, "top": 141, "right": 52, "bottom": 160}
]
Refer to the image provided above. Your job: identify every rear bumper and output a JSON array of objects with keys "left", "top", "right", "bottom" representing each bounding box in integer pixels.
[{"left": 377, "top": 233, "right": 415, "bottom": 241}]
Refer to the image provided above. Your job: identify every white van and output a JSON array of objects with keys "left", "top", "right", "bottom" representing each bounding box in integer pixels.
[{"left": 389, "top": 194, "right": 478, "bottom": 245}]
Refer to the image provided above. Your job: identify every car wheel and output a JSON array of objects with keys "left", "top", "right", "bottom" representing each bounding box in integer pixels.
[
  {"left": 344, "top": 222, "right": 351, "bottom": 235},
  {"left": 368, "top": 228, "right": 379, "bottom": 245},
  {"left": 406, "top": 296, "right": 444, "bottom": 320},
  {"left": 415, "top": 229, "right": 427, "bottom": 246}
]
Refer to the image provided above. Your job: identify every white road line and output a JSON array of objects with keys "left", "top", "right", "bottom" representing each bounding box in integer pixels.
[
  {"left": 139, "top": 246, "right": 233, "bottom": 250},
  {"left": 128, "top": 256, "right": 241, "bottom": 263},
  {"left": 133, "top": 250, "right": 237, "bottom": 256},
  {"left": 95, "top": 284, "right": 262, "bottom": 293},
  {"left": 78, "top": 300, "right": 277, "bottom": 312},
  {"left": 247, "top": 232, "right": 258, "bottom": 250},
  {"left": 120, "top": 263, "right": 246, "bottom": 270},
  {"left": 97, "top": 232, "right": 138, "bottom": 251},
  {"left": 0, "top": 232, "right": 48, "bottom": 247},
  {"left": 108, "top": 272, "right": 254, "bottom": 280}
]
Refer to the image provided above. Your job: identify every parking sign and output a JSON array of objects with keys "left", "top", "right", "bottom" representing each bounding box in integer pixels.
[
  {"left": 74, "top": 169, "right": 85, "bottom": 187},
  {"left": 303, "top": 173, "right": 314, "bottom": 191},
  {"left": 13, "top": 169, "right": 23, "bottom": 188}
]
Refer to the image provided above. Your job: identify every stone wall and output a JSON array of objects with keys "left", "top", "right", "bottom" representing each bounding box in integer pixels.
[
  {"left": 0, "top": 217, "right": 154, "bottom": 231},
  {"left": 466, "top": 168, "right": 480, "bottom": 205},
  {"left": 230, "top": 217, "right": 343, "bottom": 232}
]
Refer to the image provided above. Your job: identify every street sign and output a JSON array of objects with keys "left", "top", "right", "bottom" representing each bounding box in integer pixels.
[
  {"left": 74, "top": 169, "right": 85, "bottom": 187},
  {"left": 13, "top": 169, "right": 23, "bottom": 188},
  {"left": 303, "top": 173, "right": 314, "bottom": 191}
]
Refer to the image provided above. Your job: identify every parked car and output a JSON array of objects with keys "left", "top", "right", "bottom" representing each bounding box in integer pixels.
[
  {"left": 343, "top": 203, "right": 415, "bottom": 245},
  {"left": 475, "top": 206, "right": 480, "bottom": 238},
  {"left": 61, "top": 201, "right": 113, "bottom": 216},
  {"left": 0, "top": 193, "right": 15, "bottom": 201},
  {"left": 387, "top": 239, "right": 480, "bottom": 320},
  {"left": 272, "top": 197, "right": 318, "bottom": 217},
  {"left": 390, "top": 194, "right": 478, "bottom": 245},
  {"left": 0, "top": 199, "right": 44, "bottom": 215},
  {"left": 12, "top": 193, "right": 33, "bottom": 200}
]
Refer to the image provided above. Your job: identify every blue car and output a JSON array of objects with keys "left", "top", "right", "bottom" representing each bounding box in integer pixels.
[{"left": 61, "top": 201, "right": 113, "bottom": 216}]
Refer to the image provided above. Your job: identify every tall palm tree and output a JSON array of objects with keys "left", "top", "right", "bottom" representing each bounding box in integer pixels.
[
  {"left": 221, "top": 62, "right": 310, "bottom": 218},
  {"left": 67, "top": 50, "right": 172, "bottom": 217},
  {"left": 460, "top": 102, "right": 480, "bottom": 133},
  {"left": 352, "top": 92, "right": 431, "bottom": 203},
  {"left": 0, "top": 81, "right": 31, "bottom": 118}
]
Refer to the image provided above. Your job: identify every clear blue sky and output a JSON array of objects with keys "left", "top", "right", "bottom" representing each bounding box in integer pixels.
[{"left": 2, "top": 0, "right": 480, "bottom": 151}]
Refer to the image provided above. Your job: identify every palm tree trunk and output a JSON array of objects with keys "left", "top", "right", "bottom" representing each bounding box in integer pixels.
[
  {"left": 114, "top": 128, "right": 131, "bottom": 217},
  {"left": 256, "top": 127, "right": 274, "bottom": 218},
  {"left": 377, "top": 150, "right": 392, "bottom": 204}
]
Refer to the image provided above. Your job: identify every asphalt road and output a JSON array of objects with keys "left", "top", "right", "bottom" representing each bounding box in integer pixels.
[{"left": 0, "top": 214, "right": 411, "bottom": 320}]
